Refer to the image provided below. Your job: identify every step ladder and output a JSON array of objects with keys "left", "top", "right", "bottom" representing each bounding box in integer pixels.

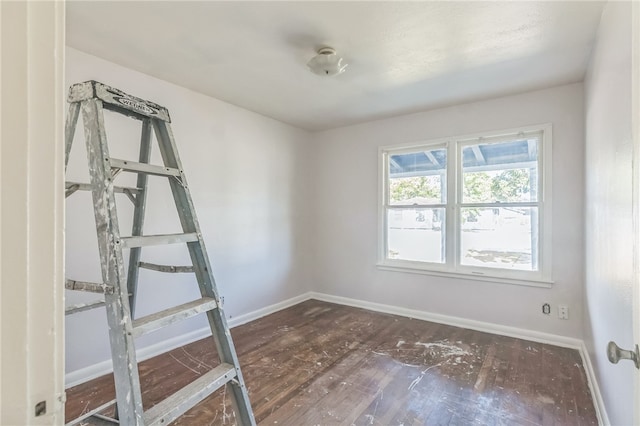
[{"left": 64, "top": 81, "right": 256, "bottom": 426}]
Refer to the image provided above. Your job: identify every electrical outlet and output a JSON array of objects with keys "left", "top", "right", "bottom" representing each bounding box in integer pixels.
[
  {"left": 558, "top": 305, "right": 569, "bottom": 320},
  {"left": 542, "top": 303, "right": 551, "bottom": 315},
  {"left": 220, "top": 296, "right": 225, "bottom": 307}
]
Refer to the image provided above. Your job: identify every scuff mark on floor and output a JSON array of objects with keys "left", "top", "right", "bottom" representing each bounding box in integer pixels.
[
  {"left": 371, "top": 350, "right": 422, "bottom": 368},
  {"left": 537, "top": 394, "right": 555, "bottom": 404},
  {"left": 408, "top": 363, "right": 443, "bottom": 391},
  {"left": 169, "top": 353, "right": 201, "bottom": 376}
]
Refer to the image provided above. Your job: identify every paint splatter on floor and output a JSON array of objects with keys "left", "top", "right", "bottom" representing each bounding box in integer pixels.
[{"left": 65, "top": 300, "right": 598, "bottom": 426}]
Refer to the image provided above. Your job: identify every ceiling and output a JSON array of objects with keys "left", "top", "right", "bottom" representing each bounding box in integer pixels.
[{"left": 66, "top": 1, "right": 605, "bottom": 131}]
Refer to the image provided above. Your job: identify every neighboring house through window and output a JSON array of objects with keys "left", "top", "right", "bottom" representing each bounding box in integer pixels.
[{"left": 378, "top": 124, "right": 552, "bottom": 286}]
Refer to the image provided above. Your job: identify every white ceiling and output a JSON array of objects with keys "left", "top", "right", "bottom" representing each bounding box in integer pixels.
[{"left": 66, "top": 1, "right": 605, "bottom": 131}]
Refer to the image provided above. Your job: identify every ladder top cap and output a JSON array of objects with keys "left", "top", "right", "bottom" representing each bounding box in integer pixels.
[{"left": 68, "top": 81, "right": 171, "bottom": 122}]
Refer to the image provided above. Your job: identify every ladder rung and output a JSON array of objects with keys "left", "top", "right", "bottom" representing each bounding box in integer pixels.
[
  {"left": 120, "top": 233, "right": 199, "bottom": 248},
  {"left": 86, "top": 414, "right": 119, "bottom": 426},
  {"left": 143, "top": 363, "right": 236, "bottom": 426},
  {"left": 65, "top": 300, "right": 106, "bottom": 315},
  {"left": 132, "top": 297, "right": 217, "bottom": 337},
  {"left": 65, "top": 279, "right": 114, "bottom": 295},
  {"left": 109, "top": 158, "right": 181, "bottom": 177},
  {"left": 66, "top": 181, "right": 142, "bottom": 198},
  {"left": 65, "top": 399, "right": 116, "bottom": 426},
  {"left": 138, "top": 262, "right": 195, "bottom": 273}
]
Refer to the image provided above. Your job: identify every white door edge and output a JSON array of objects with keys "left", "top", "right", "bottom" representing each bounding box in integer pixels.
[{"left": 632, "top": 1, "right": 640, "bottom": 424}]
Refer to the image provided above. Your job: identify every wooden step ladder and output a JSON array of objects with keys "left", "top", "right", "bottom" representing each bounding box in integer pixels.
[{"left": 64, "top": 81, "right": 256, "bottom": 426}]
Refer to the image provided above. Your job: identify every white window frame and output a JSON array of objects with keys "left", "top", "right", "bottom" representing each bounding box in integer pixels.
[{"left": 377, "top": 124, "right": 553, "bottom": 288}]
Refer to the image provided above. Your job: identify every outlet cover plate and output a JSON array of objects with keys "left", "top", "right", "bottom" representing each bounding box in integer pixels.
[{"left": 558, "top": 305, "right": 569, "bottom": 320}]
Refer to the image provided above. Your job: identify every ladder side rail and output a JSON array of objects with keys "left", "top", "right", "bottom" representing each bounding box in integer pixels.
[
  {"left": 65, "top": 102, "right": 81, "bottom": 170},
  {"left": 81, "top": 98, "right": 145, "bottom": 425},
  {"left": 152, "top": 119, "right": 256, "bottom": 426},
  {"left": 150, "top": 120, "right": 212, "bottom": 290},
  {"left": 126, "top": 118, "right": 153, "bottom": 318}
]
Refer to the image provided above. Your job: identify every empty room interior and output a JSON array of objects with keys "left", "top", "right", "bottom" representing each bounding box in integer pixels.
[{"left": 2, "top": 1, "right": 640, "bottom": 425}]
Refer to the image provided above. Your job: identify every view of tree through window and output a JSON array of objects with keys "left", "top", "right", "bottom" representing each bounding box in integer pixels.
[
  {"left": 389, "top": 169, "right": 534, "bottom": 225},
  {"left": 464, "top": 169, "right": 534, "bottom": 204},
  {"left": 390, "top": 169, "right": 532, "bottom": 206},
  {"left": 390, "top": 176, "right": 442, "bottom": 204}
]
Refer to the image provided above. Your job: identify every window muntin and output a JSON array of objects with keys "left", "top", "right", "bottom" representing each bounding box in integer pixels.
[{"left": 380, "top": 127, "right": 550, "bottom": 283}]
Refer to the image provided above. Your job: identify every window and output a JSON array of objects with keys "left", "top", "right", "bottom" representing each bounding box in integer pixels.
[{"left": 379, "top": 125, "right": 552, "bottom": 286}]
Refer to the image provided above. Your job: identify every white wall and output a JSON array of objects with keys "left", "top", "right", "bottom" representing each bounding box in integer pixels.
[
  {"left": 65, "top": 48, "right": 313, "bottom": 375},
  {"left": 584, "top": 2, "right": 634, "bottom": 425},
  {"left": 312, "top": 83, "right": 585, "bottom": 339}
]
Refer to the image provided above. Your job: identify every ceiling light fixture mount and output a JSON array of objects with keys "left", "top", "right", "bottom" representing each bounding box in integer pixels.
[{"left": 307, "top": 47, "right": 348, "bottom": 77}]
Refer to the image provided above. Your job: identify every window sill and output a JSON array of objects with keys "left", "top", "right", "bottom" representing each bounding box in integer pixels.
[{"left": 376, "top": 262, "right": 553, "bottom": 288}]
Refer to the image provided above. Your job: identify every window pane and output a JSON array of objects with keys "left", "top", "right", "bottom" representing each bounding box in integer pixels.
[
  {"left": 389, "top": 148, "right": 446, "bottom": 205},
  {"left": 462, "top": 138, "right": 538, "bottom": 203},
  {"left": 460, "top": 207, "right": 538, "bottom": 271},
  {"left": 387, "top": 208, "right": 445, "bottom": 263}
]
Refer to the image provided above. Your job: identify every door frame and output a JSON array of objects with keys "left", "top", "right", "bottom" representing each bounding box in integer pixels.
[
  {"left": 632, "top": 1, "right": 640, "bottom": 424},
  {"left": 0, "top": 1, "right": 66, "bottom": 424}
]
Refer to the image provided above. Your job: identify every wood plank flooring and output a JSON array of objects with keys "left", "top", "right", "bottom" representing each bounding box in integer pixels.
[{"left": 65, "top": 300, "right": 598, "bottom": 425}]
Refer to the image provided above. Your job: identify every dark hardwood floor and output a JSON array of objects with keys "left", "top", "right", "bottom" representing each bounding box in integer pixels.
[{"left": 66, "top": 300, "right": 598, "bottom": 425}]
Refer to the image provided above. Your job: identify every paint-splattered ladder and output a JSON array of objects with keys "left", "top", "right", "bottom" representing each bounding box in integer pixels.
[{"left": 64, "top": 81, "right": 256, "bottom": 426}]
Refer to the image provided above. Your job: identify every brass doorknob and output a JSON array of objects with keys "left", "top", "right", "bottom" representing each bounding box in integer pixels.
[{"left": 607, "top": 341, "right": 640, "bottom": 369}]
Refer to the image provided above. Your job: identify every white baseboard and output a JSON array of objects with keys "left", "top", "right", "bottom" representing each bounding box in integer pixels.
[
  {"left": 309, "top": 292, "right": 583, "bottom": 349},
  {"left": 227, "top": 292, "right": 311, "bottom": 328},
  {"left": 578, "top": 341, "right": 610, "bottom": 426},
  {"left": 65, "top": 292, "right": 313, "bottom": 387}
]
